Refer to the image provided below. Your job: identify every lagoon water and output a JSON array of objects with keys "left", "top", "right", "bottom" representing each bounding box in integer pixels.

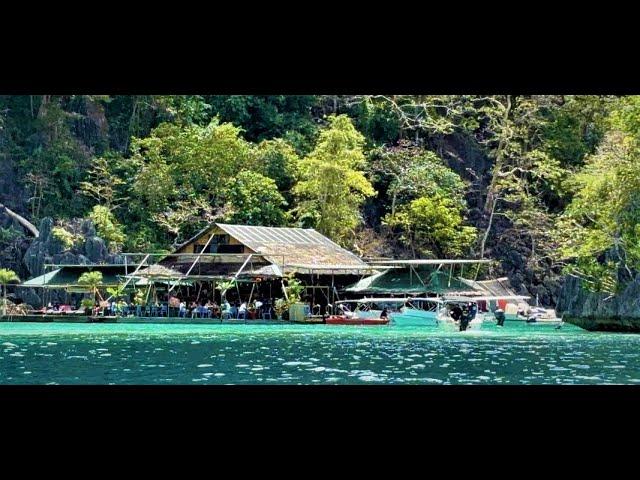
[{"left": 1, "top": 321, "right": 640, "bottom": 384}]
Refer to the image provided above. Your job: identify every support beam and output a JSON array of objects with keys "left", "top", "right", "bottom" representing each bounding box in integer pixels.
[
  {"left": 232, "top": 254, "right": 254, "bottom": 281},
  {"left": 108, "top": 253, "right": 150, "bottom": 301},
  {"left": 168, "top": 233, "right": 217, "bottom": 293},
  {"left": 410, "top": 264, "right": 428, "bottom": 289}
]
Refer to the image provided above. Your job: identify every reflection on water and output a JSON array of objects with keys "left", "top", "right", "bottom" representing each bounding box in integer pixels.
[{"left": 1, "top": 322, "right": 640, "bottom": 384}]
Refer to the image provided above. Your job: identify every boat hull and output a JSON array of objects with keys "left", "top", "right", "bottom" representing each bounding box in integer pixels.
[
  {"left": 325, "top": 315, "right": 389, "bottom": 326},
  {"left": 390, "top": 310, "right": 438, "bottom": 327}
]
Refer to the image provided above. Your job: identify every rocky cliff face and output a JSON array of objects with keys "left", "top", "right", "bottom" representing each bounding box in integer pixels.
[
  {"left": 440, "top": 133, "right": 562, "bottom": 307},
  {"left": 23, "top": 217, "right": 122, "bottom": 278},
  {"left": 556, "top": 274, "right": 640, "bottom": 332},
  {"left": 17, "top": 217, "right": 123, "bottom": 307}
]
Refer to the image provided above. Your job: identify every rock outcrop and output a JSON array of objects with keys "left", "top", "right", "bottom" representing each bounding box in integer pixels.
[
  {"left": 22, "top": 217, "right": 122, "bottom": 278},
  {"left": 15, "top": 217, "right": 124, "bottom": 308},
  {"left": 556, "top": 273, "right": 640, "bottom": 332}
]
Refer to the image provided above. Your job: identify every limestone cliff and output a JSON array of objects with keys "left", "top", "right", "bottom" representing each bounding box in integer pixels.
[{"left": 556, "top": 274, "right": 640, "bottom": 332}]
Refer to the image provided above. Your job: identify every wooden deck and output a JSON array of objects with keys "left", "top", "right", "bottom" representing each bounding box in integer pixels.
[{"left": 0, "top": 315, "right": 289, "bottom": 325}]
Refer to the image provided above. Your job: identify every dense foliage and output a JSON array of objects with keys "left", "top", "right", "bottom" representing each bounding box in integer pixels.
[{"left": 0, "top": 94, "right": 635, "bottom": 299}]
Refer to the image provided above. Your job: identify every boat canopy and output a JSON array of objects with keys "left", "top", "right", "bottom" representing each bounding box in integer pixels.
[
  {"left": 444, "top": 295, "right": 530, "bottom": 302},
  {"left": 345, "top": 268, "right": 479, "bottom": 295},
  {"left": 405, "top": 297, "right": 445, "bottom": 303},
  {"left": 367, "top": 259, "right": 492, "bottom": 265}
]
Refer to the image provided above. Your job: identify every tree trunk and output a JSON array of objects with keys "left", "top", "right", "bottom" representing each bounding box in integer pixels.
[
  {"left": 0, "top": 203, "right": 39, "bottom": 237},
  {"left": 38, "top": 95, "right": 51, "bottom": 118},
  {"left": 480, "top": 196, "right": 498, "bottom": 258},
  {"left": 484, "top": 95, "right": 512, "bottom": 214}
]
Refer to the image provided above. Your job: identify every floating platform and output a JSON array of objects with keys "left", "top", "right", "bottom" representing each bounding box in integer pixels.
[{"left": 0, "top": 315, "right": 288, "bottom": 325}]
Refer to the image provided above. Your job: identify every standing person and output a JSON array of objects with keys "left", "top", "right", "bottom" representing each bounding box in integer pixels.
[
  {"left": 238, "top": 301, "right": 247, "bottom": 319},
  {"left": 459, "top": 304, "right": 471, "bottom": 331}
]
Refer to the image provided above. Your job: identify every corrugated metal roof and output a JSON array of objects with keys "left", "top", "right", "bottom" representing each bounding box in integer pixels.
[
  {"left": 172, "top": 223, "right": 368, "bottom": 273},
  {"left": 216, "top": 223, "right": 367, "bottom": 271}
]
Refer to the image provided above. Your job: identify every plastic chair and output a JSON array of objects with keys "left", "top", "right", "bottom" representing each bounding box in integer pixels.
[
  {"left": 262, "top": 310, "right": 272, "bottom": 320},
  {"left": 160, "top": 305, "right": 168, "bottom": 317}
]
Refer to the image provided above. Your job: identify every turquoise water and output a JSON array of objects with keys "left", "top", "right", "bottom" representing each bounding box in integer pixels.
[{"left": 1, "top": 321, "right": 640, "bottom": 384}]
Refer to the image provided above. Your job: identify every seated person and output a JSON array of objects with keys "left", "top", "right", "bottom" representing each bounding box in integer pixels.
[
  {"left": 210, "top": 301, "right": 220, "bottom": 318},
  {"left": 179, "top": 301, "right": 187, "bottom": 318}
]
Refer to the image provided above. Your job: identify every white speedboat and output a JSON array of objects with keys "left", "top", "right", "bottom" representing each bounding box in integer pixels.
[{"left": 390, "top": 297, "right": 443, "bottom": 327}]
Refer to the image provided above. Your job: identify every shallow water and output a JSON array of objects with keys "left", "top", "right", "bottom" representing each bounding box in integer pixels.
[{"left": 1, "top": 321, "right": 639, "bottom": 384}]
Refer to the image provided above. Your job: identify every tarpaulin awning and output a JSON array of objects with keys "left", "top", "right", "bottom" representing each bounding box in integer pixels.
[
  {"left": 19, "top": 265, "right": 129, "bottom": 289},
  {"left": 345, "top": 267, "right": 483, "bottom": 295}
]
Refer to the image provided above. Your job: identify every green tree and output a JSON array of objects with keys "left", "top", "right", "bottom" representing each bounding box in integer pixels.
[
  {"left": 79, "top": 155, "right": 128, "bottom": 211},
  {"left": 78, "top": 271, "right": 104, "bottom": 305},
  {"left": 251, "top": 139, "right": 300, "bottom": 201},
  {"left": 89, "top": 205, "right": 126, "bottom": 252},
  {"left": 293, "top": 114, "right": 375, "bottom": 246},
  {"left": 384, "top": 196, "right": 477, "bottom": 258},
  {"left": 224, "top": 171, "right": 286, "bottom": 226},
  {"left": 368, "top": 141, "right": 467, "bottom": 217},
  {"left": 0, "top": 268, "right": 20, "bottom": 317},
  {"left": 129, "top": 119, "right": 252, "bottom": 243},
  {"left": 558, "top": 129, "right": 640, "bottom": 293}
]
